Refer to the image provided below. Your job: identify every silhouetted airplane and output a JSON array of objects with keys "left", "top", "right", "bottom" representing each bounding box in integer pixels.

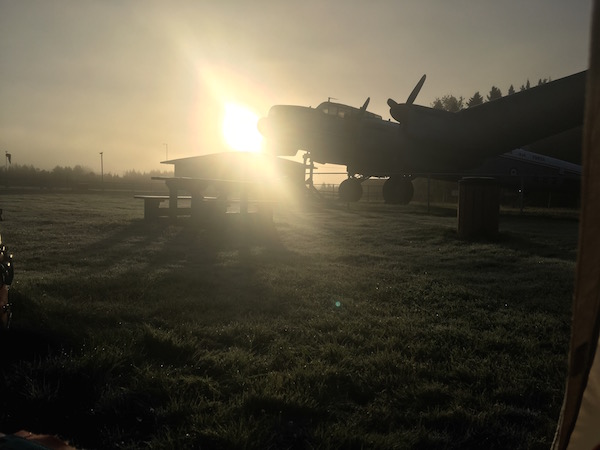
[{"left": 258, "top": 71, "right": 586, "bottom": 203}]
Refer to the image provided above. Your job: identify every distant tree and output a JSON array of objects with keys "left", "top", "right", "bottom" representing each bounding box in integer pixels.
[
  {"left": 507, "top": 84, "right": 516, "bottom": 95},
  {"left": 1, "top": 163, "right": 174, "bottom": 189},
  {"left": 466, "top": 91, "right": 484, "bottom": 108},
  {"left": 537, "top": 78, "right": 550, "bottom": 86},
  {"left": 431, "top": 94, "right": 464, "bottom": 112},
  {"left": 486, "top": 86, "right": 503, "bottom": 101},
  {"left": 520, "top": 79, "right": 531, "bottom": 91}
]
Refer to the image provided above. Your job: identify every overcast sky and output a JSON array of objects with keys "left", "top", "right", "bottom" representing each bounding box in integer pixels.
[{"left": 0, "top": 0, "right": 592, "bottom": 175}]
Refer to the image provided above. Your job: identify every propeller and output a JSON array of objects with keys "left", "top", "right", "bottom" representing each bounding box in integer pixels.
[
  {"left": 387, "top": 74, "right": 426, "bottom": 123},
  {"left": 360, "top": 97, "right": 370, "bottom": 112},
  {"left": 356, "top": 97, "right": 371, "bottom": 119},
  {"left": 406, "top": 74, "right": 426, "bottom": 105}
]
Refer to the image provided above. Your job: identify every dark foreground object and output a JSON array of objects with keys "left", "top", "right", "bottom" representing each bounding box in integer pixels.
[{"left": 457, "top": 177, "right": 500, "bottom": 239}]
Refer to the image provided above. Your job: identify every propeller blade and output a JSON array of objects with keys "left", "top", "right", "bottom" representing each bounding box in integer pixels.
[
  {"left": 388, "top": 75, "right": 427, "bottom": 123},
  {"left": 406, "top": 74, "right": 426, "bottom": 105},
  {"left": 360, "top": 97, "right": 370, "bottom": 112}
]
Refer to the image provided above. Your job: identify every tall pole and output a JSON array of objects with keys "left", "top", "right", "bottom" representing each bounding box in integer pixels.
[
  {"left": 99, "top": 152, "right": 104, "bottom": 191},
  {"left": 4, "top": 151, "right": 10, "bottom": 188}
]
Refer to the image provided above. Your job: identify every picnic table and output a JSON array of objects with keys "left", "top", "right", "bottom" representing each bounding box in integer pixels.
[{"left": 135, "top": 176, "right": 276, "bottom": 223}]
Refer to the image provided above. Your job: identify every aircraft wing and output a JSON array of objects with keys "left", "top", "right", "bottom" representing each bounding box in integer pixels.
[{"left": 389, "top": 71, "right": 587, "bottom": 170}]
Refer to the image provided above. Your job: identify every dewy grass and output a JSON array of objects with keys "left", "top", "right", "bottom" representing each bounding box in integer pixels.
[{"left": 0, "top": 193, "right": 578, "bottom": 449}]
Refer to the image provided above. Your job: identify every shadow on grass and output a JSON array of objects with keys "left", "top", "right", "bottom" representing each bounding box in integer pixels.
[
  {"left": 83, "top": 212, "right": 285, "bottom": 256},
  {"left": 329, "top": 201, "right": 458, "bottom": 218},
  {"left": 493, "top": 230, "right": 577, "bottom": 262},
  {"left": 0, "top": 327, "right": 65, "bottom": 364}
]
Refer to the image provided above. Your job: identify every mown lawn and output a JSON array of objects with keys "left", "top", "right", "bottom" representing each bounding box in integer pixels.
[{"left": 0, "top": 192, "right": 578, "bottom": 449}]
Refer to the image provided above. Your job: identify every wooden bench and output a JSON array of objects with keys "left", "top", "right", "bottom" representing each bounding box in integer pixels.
[
  {"left": 134, "top": 195, "right": 191, "bottom": 220},
  {"left": 135, "top": 194, "right": 232, "bottom": 220},
  {"left": 135, "top": 194, "right": 278, "bottom": 224}
]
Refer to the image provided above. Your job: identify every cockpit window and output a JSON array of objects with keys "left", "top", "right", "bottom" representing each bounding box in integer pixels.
[
  {"left": 320, "top": 105, "right": 346, "bottom": 118},
  {"left": 317, "top": 101, "right": 381, "bottom": 120}
]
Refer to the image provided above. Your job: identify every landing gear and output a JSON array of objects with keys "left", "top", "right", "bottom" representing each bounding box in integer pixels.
[
  {"left": 339, "top": 178, "right": 363, "bottom": 202},
  {"left": 383, "top": 177, "right": 414, "bottom": 204}
]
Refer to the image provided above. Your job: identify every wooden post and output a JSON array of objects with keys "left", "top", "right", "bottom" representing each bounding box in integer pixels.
[
  {"left": 165, "top": 179, "right": 178, "bottom": 220},
  {"left": 190, "top": 190, "right": 203, "bottom": 222},
  {"left": 427, "top": 173, "right": 431, "bottom": 214},
  {"left": 144, "top": 198, "right": 161, "bottom": 220},
  {"left": 457, "top": 177, "right": 500, "bottom": 238}
]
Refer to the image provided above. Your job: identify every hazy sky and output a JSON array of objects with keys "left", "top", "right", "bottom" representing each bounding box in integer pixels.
[{"left": 0, "top": 0, "right": 592, "bottom": 175}]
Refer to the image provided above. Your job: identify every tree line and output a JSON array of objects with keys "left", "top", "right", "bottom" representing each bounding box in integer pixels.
[
  {"left": 431, "top": 77, "right": 552, "bottom": 112},
  {"left": 1, "top": 163, "right": 173, "bottom": 190}
]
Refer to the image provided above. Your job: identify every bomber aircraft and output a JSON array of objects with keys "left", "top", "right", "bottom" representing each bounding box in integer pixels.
[{"left": 257, "top": 71, "right": 586, "bottom": 203}]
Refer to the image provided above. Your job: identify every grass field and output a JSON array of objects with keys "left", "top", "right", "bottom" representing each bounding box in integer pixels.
[{"left": 0, "top": 192, "right": 579, "bottom": 449}]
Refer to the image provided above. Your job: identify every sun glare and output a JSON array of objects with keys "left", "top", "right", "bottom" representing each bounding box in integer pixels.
[{"left": 222, "top": 103, "right": 263, "bottom": 152}]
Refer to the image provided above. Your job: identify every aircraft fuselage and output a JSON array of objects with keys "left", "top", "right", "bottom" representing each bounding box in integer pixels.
[{"left": 259, "top": 71, "right": 585, "bottom": 174}]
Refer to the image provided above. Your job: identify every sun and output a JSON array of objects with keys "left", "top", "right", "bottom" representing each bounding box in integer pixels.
[{"left": 222, "top": 103, "right": 263, "bottom": 152}]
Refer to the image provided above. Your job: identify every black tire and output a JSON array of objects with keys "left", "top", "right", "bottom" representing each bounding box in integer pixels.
[{"left": 338, "top": 178, "right": 363, "bottom": 202}]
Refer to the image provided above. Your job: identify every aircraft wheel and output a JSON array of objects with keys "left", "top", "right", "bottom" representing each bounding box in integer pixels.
[
  {"left": 338, "top": 178, "right": 363, "bottom": 202},
  {"left": 383, "top": 178, "right": 414, "bottom": 204}
]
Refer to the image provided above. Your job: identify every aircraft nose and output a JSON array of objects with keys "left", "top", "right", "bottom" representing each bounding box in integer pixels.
[{"left": 257, "top": 117, "right": 269, "bottom": 137}]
